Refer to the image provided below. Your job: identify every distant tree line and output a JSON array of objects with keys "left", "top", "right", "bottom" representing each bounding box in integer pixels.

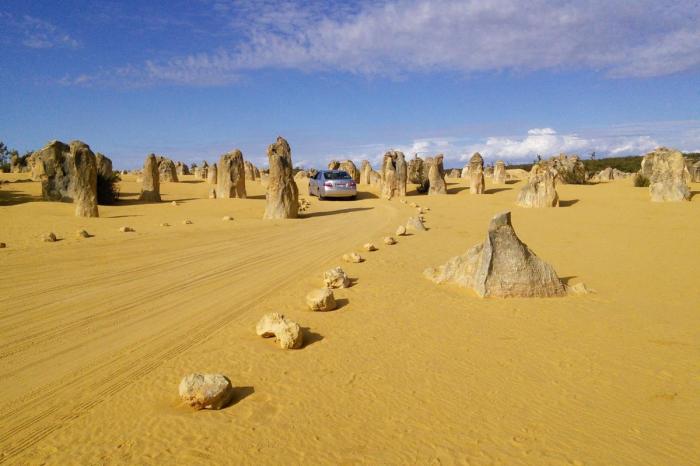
[{"left": 0, "top": 141, "right": 33, "bottom": 172}]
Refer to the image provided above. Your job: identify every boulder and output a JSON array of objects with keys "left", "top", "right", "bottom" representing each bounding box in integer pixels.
[
  {"left": 363, "top": 243, "right": 377, "bottom": 251},
  {"left": 406, "top": 216, "right": 426, "bottom": 232},
  {"left": 643, "top": 148, "right": 691, "bottom": 201},
  {"left": 95, "top": 153, "right": 113, "bottom": 178},
  {"left": 396, "top": 225, "right": 407, "bottom": 236},
  {"left": 343, "top": 252, "right": 364, "bottom": 263},
  {"left": 306, "top": 288, "right": 336, "bottom": 312},
  {"left": 427, "top": 155, "right": 447, "bottom": 195},
  {"left": 33, "top": 140, "right": 99, "bottom": 217},
  {"left": 408, "top": 156, "right": 427, "bottom": 189},
  {"left": 158, "top": 157, "right": 179, "bottom": 182},
  {"left": 139, "top": 154, "right": 161, "bottom": 202},
  {"left": 217, "top": 150, "right": 247, "bottom": 199},
  {"left": 324, "top": 267, "right": 350, "bottom": 288},
  {"left": 383, "top": 236, "right": 396, "bottom": 245},
  {"left": 256, "top": 313, "right": 303, "bottom": 349},
  {"left": 380, "top": 151, "right": 398, "bottom": 200},
  {"left": 468, "top": 153, "right": 485, "bottom": 194},
  {"left": 516, "top": 164, "right": 559, "bottom": 208},
  {"left": 424, "top": 211, "right": 566, "bottom": 297},
  {"left": 543, "top": 154, "right": 586, "bottom": 184},
  {"left": 493, "top": 160, "right": 506, "bottom": 184},
  {"left": 178, "top": 373, "right": 234, "bottom": 410},
  {"left": 264, "top": 137, "right": 299, "bottom": 219},
  {"left": 339, "top": 160, "right": 360, "bottom": 183}
]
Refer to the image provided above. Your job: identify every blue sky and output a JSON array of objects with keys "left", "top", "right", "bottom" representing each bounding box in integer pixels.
[{"left": 1, "top": 0, "right": 699, "bottom": 169}]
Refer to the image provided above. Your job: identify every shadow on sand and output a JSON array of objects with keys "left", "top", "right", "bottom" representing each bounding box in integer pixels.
[
  {"left": 0, "top": 189, "right": 38, "bottom": 206},
  {"left": 225, "top": 386, "right": 255, "bottom": 409},
  {"left": 484, "top": 187, "right": 512, "bottom": 194},
  {"left": 446, "top": 186, "right": 469, "bottom": 194},
  {"left": 302, "top": 328, "right": 325, "bottom": 347},
  {"left": 301, "top": 207, "right": 373, "bottom": 218},
  {"left": 559, "top": 199, "right": 580, "bottom": 207}
]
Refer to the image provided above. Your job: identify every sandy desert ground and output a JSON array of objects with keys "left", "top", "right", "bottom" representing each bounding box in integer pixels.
[{"left": 1, "top": 173, "right": 699, "bottom": 465}]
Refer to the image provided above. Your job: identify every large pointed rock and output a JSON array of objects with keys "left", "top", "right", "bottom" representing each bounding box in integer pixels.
[
  {"left": 33, "top": 140, "right": 99, "bottom": 217},
  {"left": 516, "top": 164, "right": 559, "bottom": 208},
  {"left": 217, "top": 150, "right": 247, "bottom": 199},
  {"left": 139, "top": 153, "right": 161, "bottom": 202},
  {"left": 424, "top": 211, "right": 565, "bottom": 297},
  {"left": 381, "top": 151, "right": 398, "bottom": 200},
  {"left": 395, "top": 152, "right": 407, "bottom": 198},
  {"left": 207, "top": 163, "right": 218, "bottom": 198},
  {"left": 642, "top": 148, "right": 690, "bottom": 202},
  {"left": 360, "top": 160, "right": 372, "bottom": 184},
  {"left": 427, "top": 154, "right": 447, "bottom": 195},
  {"left": 264, "top": 136, "right": 299, "bottom": 219},
  {"left": 244, "top": 160, "right": 257, "bottom": 181},
  {"left": 95, "top": 153, "right": 113, "bottom": 178},
  {"left": 158, "top": 157, "right": 179, "bottom": 182},
  {"left": 469, "top": 152, "right": 485, "bottom": 194}
]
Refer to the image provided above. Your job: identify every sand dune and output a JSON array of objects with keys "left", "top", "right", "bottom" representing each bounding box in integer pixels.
[{"left": 1, "top": 175, "right": 699, "bottom": 464}]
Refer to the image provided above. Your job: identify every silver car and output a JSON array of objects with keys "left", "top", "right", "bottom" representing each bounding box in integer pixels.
[{"left": 308, "top": 170, "right": 357, "bottom": 200}]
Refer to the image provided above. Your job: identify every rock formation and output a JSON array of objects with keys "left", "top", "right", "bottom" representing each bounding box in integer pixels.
[
  {"left": 369, "top": 170, "right": 382, "bottom": 186},
  {"left": 207, "top": 163, "right": 218, "bottom": 198},
  {"left": 381, "top": 151, "right": 398, "bottom": 200},
  {"left": 408, "top": 156, "right": 427, "bottom": 186},
  {"left": 493, "top": 160, "right": 506, "bottom": 184},
  {"left": 158, "top": 157, "right": 179, "bottom": 182},
  {"left": 306, "top": 288, "right": 336, "bottom": 312},
  {"left": 327, "top": 160, "right": 340, "bottom": 170},
  {"left": 468, "top": 153, "right": 485, "bottom": 194},
  {"left": 692, "top": 160, "right": 700, "bottom": 182},
  {"left": 360, "top": 160, "right": 372, "bottom": 184},
  {"left": 342, "top": 252, "right": 363, "bottom": 263},
  {"left": 175, "top": 161, "right": 190, "bottom": 177},
  {"left": 424, "top": 211, "right": 566, "bottom": 298},
  {"left": 179, "top": 373, "right": 234, "bottom": 410},
  {"left": 264, "top": 137, "right": 299, "bottom": 219},
  {"left": 95, "top": 153, "right": 113, "bottom": 178},
  {"left": 33, "top": 140, "right": 99, "bottom": 217},
  {"left": 460, "top": 163, "right": 470, "bottom": 179},
  {"left": 339, "top": 160, "right": 360, "bottom": 183},
  {"left": 324, "top": 267, "right": 350, "bottom": 288},
  {"left": 642, "top": 148, "right": 691, "bottom": 201},
  {"left": 516, "top": 164, "right": 559, "bottom": 208},
  {"left": 256, "top": 313, "right": 303, "bottom": 349},
  {"left": 217, "top": 150, "right": 247, "bottom": 199},
  {"left": 383, "top": 236, "right": 396, "bottom": 245},
  {"left": 139, "top": 154, "right": 161, "bottom": 202},
  {"left": 395, "top": 152, "right": 408, "bottom": 198},
  {"left": 448, "top": 168, "right": 461, "bottom": 178},
  {"left": 543, "top": 154, "right": 587, "bottom": 184},
  {"left": 244, "top": 160, "right": 257, "bottom": 181},
  {"left": 428, "top": 154, "right": 447, "bottom": 195}
]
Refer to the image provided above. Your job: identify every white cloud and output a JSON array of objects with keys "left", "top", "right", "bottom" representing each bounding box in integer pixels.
[
  {"left": 66, "top": 0, "right": 700, "bottom": 86},
  {"left": 0, "top": 14, "right": 81, "bottom": 49}
]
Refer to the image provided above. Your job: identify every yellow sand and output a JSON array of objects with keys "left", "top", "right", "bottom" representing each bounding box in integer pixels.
[{"left": 1, "top": 173, "right": 699, "bottom": 465}]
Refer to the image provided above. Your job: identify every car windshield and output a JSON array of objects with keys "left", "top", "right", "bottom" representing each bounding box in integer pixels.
[{"left": 324, "top": 171, "right": 352, "bottom": 180}]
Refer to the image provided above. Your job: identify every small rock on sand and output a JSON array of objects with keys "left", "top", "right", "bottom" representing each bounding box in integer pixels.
[
  {"left": 383, "top": 236, "right": 396, "bottom": 245},
  {"left": 0, "top": 242, "right": 6, "bottom": 248},
  {"left": 567, "top": 282, "right": 595, "bottom": 295},
  {"left": 343, "top": 252, "right": 364, "bottom": 263},
  {"left": 323, "top": 267, "right": 350, "bottom": 288},
  {"left": 76, "top": 229, "right": 90, "bottom": 238},
  {"left": 160, "top": 223, "right": 170, "bottom": 227},
  {"left": 363, "top": 243, "right": 377, "bottom": 251},
  {"left": 183, "top": 219, "right": 193, "bottom": 225},
  {"left": 42, "top": 233, "right": 57, "bottom": 242},
  {"left": 396, "top": 225, "right": 407, "bottom": 236},
  {"left": 306, "top": 288, "right": 336, "bottom": 311},
  {"left": 406, "top": 217, "right": 426, "bottom": 232},
  {"left": 119, "top": 226, "right": 134, "bottom": 233},
  {"left": 179, "top": 373, "right": 234, "bottom": 410},
  {"left": 256, "top": 313, "right": 303, "bottom": 349},
  {"left": 222, "top": 216, "right": 233, "bottom": 221},
  {"left": 171, "top": 201, "right": 178, "bottom": 206}
]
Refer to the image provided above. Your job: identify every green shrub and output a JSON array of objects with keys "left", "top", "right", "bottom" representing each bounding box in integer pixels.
[
  {"left": 97, "top": 172, "right": 121, "bottom": 204},
  {"left": 633, "top": 173, "right": 650, "bottom": 187}
]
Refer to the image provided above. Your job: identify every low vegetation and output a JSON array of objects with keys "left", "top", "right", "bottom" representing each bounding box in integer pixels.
[{"left": 97, "top": 172, "right": 121, "bottom": 204}]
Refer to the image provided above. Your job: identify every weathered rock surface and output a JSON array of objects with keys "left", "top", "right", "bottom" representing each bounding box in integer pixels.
[
  {"left": 175, "top": 161, "right": 190, "bottom": 177},
  {"left": 158, "top": 157, "right": 179, "bottom": 182},
  {"left": 343, "top": 252, "right": 364, "bottom": 263},
  {"left": 33, "top": 140, "right": 99, "bottom": 217},
  {"left": 428, "top": 155, "right": 447, "bottom": 195},
  {"left": 493, "top": 160, "right": 507, "bottom": 184},
  {"left": 543, "top": 154, "right": 587, "bottom": 184},
  {"left": 244, "top": 161, "right": 257, "bottom": 181},
  {"left": 424, "top": 211, "right": 566, "bottom": 298},
  {"left": 42, "top": 232, "right": 57, "bottom": 242},
  {"left": 339, "top": 160, "right": 360, "bottom": 183},
  {"left": 360, "top": 160, "right": 372, "bottom": 184},
  {"left": 516, "top": 164, "right": 559, "bottom": 208},
  {"left": 306, "top": 288, "right": 336, "bottom": 312},
  {"left": 139, "top": 154, "right": 161, "bottom": 202},
  {"left": 327, "top": 160, "right": 340, "bottom": 170},
  {"left": 264, "top": 137, "right": 299, "bottom": 219},
  {"left": 324, "top": 267, "right": 350, "bottom": 288},
  {"left": 95, "top": 153, "right": 113, "bottom": 178},
  {"left": 179, "top": 373, "right": 234, "bottom": 410},
  {"left": 207, "top": 163, "right": 218, "bottom": 198},
  {"left": 383, "top": 236, "right": 396, "bottom": 245},
  {"left": 396, "top": 225, "right": 407, "bottom": 236},
  {"left": 406, "top": 216, "right": 426, "bottom": 232},
  {"left": 256, "top": 313, "right": 303, "bottom": 349},
  {"left": 468, "top": 153, "right": 485, "bottom": 194},
  {"left": 363, "top": 243, "right": 377, "bottom": 251},
  {"left": 692, "top": 160, "right": 700, "bottom": 182},
  {"left": 217, "top": 150, "right": 247, "bottom": 199},
  {"left": 642, "top": 148, "right": 691, "bottom": 202},
  {"left": 380, "top": 151, "right": 399, "bottom": 200}
]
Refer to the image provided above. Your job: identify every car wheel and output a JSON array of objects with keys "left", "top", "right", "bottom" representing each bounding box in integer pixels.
[{"left": 349, "top": 195, "right": 357, "bottom": 200}]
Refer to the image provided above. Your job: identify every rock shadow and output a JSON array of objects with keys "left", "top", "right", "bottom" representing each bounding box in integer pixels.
[
  {"left": 301, "top": 207, "right": 373, "bottom": 218},
  {"left": 226, "top": 386, "right": 255, "bottom": 408},
  {"left": 0, "top": 189, "right": 38, "bottom": 206},
  {"left": 302, "top": 328, "right": 325, "bottom": 347},
  {"left": 484, "top": 187, "right": 512, "bottom": 194},
  {"left": 559, "top": 276, "right": 577, "bottom": 285},
  {"left": 446, "top": 186, "right": 469, "bottom": 194},
  {"left": 559, "top": 199, "right": 580, "bottom": 207},
  {"left": 334, "top": 298, "right": 350, "bottom": 309}
]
